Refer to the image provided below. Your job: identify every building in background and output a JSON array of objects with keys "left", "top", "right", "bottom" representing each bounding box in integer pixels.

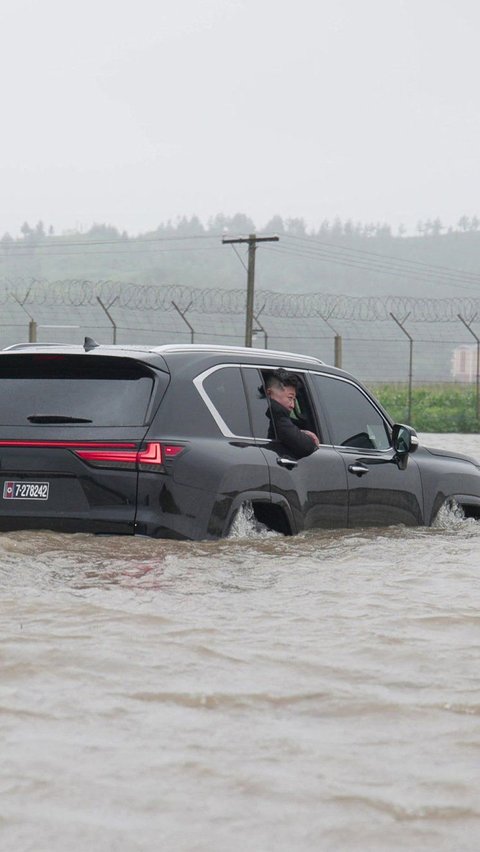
[{"left": 452, "top": 344, "right": 478, "bottom": 382}]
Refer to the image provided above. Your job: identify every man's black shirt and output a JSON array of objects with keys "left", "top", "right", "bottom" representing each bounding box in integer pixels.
[{"left": 267, "top": 399, "right": 316, "bottom": 458}]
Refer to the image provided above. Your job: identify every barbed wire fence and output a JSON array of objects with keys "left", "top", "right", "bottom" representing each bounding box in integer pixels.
[
  {"left": 2, "top": 278, "right": 480, "bottom": 417},
  {"left": 3, "top": 277, "right": 480, "bottom": 319}
]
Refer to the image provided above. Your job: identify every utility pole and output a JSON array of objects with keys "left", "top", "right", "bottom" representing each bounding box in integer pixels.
[{"left": 222, "top": 233, "right": 279, "bottom": 346}]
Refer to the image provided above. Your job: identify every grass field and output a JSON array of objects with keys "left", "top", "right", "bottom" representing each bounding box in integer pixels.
[{"left": 369, "top": 383, "right": 480, "bottom": 433}]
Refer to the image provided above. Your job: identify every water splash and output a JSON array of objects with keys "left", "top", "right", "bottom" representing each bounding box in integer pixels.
[
  {"left": 227, "top": 501, "right": 278, "bottom": 539},
  {"left": 433, "top": 498, "right": 478, "bottom": 530}
]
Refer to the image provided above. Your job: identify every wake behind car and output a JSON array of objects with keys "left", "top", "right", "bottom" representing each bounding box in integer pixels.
[{"left": 0, "top": 340, "right": 479, "bottom": 539}]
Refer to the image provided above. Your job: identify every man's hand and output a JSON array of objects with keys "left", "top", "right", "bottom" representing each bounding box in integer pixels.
[{"left": 302, "top": 430, "right": 320, "bottom": 448}]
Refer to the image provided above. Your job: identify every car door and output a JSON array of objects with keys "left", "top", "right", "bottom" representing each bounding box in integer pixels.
[
  {"left": 190, "top": 363, "right": 272, "bottom": 533},
  {"left": 241, "top": 367, "right": 348, "bottom": 531},
  {"left": 308, "top": 373, "right": 424, "bottom": 527}
]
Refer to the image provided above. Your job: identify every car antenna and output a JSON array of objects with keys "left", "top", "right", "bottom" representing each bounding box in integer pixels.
[{"left": 84, "top": 336, "right": 100, "bottom": 352}]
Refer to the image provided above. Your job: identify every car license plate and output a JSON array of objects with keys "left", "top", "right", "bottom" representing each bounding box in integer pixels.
[{"left": 3, "top": 481, "right": 50, "bottom": 500}]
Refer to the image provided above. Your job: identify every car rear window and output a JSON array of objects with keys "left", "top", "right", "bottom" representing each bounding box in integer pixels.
[{"left": 0, "top": 354, "right": 164, "bottom": 426}]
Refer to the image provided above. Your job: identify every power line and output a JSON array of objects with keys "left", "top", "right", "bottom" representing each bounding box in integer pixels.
[
  {"left": 283, "top": 234, "right": 480, "bottom": 285},
  {"left": 0, "top": 245, "right": 226, "bottom": 259},
  {"left": 275, "top": 241, "right": 476, "bottom": 284},
  {"left": 264, "top": 243, "right": 480, "bottom": 293},
  {"left": 0, "top": 232, "right": 223, "bottom": 252}
]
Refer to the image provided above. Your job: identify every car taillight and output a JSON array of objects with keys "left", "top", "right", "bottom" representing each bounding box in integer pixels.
[
  {"left": 74, "top": 447, "right": 141, "bottom": 464},
  {"left": 74, "top": 441, "right": 184, "bottom": 470},
  {"left": 0, "top": 440, "right": 184, "bottom": 471}
]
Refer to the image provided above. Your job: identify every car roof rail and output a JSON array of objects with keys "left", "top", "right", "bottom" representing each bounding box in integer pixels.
[{"left": 2, "top": 342, "right": 80, "bottom": 351}]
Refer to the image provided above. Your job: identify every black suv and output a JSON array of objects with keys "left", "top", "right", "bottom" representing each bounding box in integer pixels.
[{"left": 0, "top": 341, "right": 479, "bottom": 539}]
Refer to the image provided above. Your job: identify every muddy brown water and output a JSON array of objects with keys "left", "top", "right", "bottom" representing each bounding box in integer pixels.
[{"left": 1, "top": 434, "right": 480, "bottom": 851}]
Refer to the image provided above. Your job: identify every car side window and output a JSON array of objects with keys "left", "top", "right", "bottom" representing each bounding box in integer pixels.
[
  {"left": 241, "top": 367, "right": 271, "bottom": 438},
  {"left": 242, "top": 367, "right": 322, "bottom": 443},
  {"left": 312, "top": 375, "right": 390, "bottom": 450},
  {"left": 202, "top": 366, "right": 252, "bottom": 436}
]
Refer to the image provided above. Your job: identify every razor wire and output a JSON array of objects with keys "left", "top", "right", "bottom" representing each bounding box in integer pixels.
[{"left": 2, "top": 278, "right": 480, "bottom": 322}]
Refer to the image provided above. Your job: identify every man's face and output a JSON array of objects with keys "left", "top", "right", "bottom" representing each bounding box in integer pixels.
[{"left": 268, "top": 383, "right": 296, "bottom": 412}]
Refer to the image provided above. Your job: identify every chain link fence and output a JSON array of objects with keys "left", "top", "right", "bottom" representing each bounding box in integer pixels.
[{"left": 2, "top": 279, "right": 480, "bottom": 401}]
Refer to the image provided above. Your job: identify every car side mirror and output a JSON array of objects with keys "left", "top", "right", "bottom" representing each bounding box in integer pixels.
[{"left": 392, "top": 423, "right": 419, "bottom": 469}]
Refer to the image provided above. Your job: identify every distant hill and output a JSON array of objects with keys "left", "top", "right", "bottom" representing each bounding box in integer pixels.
[{"left": 2, "top": 214, "right": 480, "bottom": 300}]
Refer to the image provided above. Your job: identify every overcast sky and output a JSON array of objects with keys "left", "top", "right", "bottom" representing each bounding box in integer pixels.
[{"left": 1, "top": 0, "right": 479, "bottom": 237}]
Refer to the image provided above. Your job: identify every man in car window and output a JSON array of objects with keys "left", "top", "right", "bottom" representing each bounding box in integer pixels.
[{"left": 265, "top": 370, "right": 320, "bottom": 458}]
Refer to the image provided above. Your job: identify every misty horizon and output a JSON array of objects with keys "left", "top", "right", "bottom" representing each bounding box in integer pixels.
[{"left": 2, "top": 0, "right": 480, "bottom": 251}]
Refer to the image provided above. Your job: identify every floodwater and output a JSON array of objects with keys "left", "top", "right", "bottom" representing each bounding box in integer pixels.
[{"left": 1, "top": 434, "right": 480, "bottom": 852}]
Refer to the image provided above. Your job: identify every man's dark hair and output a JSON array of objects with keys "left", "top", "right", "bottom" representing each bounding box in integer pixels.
[{"left": 266, "top": 369, "right": 299, "bottom": 391}]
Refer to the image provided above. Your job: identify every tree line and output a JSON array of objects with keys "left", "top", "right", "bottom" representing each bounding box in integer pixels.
[{"left": 3, "top": 212, "right": 480, "bottom": 246}]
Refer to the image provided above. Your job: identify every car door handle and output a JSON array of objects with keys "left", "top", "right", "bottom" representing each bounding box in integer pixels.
[
  {"left": 277, "top": 457, "right": 298, "bottom": 469},
  {"left": 348, "top": 463, "right": 369, "bottom": 476}
]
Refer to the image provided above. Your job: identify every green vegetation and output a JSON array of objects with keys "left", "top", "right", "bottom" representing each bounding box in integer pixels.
[{"left": 370, "top": 383, "right": 480, "bottom": 433}]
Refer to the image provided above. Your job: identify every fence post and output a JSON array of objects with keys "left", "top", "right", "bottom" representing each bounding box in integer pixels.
[
  {"left": 97, "top": 296, "right": 118, "bottom": 344},
  {"left": 390, "top": 312, "right": 413, "bottom": 423},
  {"left": 11, "top": 291, "right": 37, "bottom": 344},
  {"left": 253, "top": 304, "right": 268, "bottom": 349},
  {"left": 457, "top": 313, "right": 480, "bottom": 421},
  {"left": 316, "top": 311, "right": 342, "bottom": 368},
  {"left": 334, "top": 333, "right": 342, "bottom": 369},
  {"left": 171, "top": 301, "right": 195, "bottom": 343}
]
